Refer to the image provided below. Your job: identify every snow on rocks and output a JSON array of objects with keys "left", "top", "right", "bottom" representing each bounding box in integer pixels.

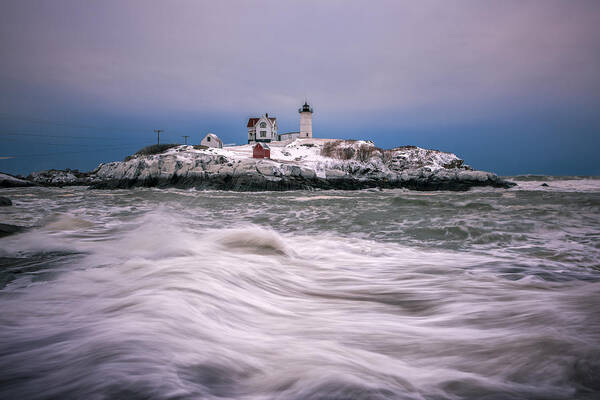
[
  {"left": 388, "top": 145, "right": 466, "bottom": 171},
  {"left": 88, "top": 139, "right": 513, "bottom": 191}
]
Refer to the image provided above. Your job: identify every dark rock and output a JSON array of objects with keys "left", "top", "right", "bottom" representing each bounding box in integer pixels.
[
  {"left": 0, "top": 172, "right": 35, "bottom": 188},
  {"left": 85, "top": 143, "right": 516, "bottom": 192},
  {"left": 0, "top": 223, "right": 25, "bottom": 238},
  {"left": 89, "top": 172, "right": 515, "bottom": 192},
  {"left": 443, "top": 159, "right": 465, "bottom": 169},
  {"left": 541, "top": 183, "right": 549, "bottom": 187},
  {"left": 26, "top": 169, "right": 93, "bottom": 187},
  {"left": 0, "top": 197, "right": 12, "bottom": 206}
]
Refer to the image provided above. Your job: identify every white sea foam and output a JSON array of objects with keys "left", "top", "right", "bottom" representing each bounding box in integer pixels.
[
  {"left": 509, "top": 177, "right": 600, "bottom": 192},
  {"left": 0, "top": 188, "right": 599, "bottom": 399}
]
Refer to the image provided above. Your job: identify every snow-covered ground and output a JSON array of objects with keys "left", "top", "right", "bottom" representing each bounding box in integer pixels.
[
  {"left": 162, "top": 138, "right": 338, "bottom": 164},
  {"left": 2, "top": 140, "right": 506, "bottom": 190},
  {"left": 73, "top": 138, "right": 510, "bottom": 190},
  {"left": 159, "top": 138, "right": 464, "bottom": 179}
]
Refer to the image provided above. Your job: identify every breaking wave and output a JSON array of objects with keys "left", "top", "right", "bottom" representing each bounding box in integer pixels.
[
  {"left": 40, "top": 213, "right": 95, "bottom": 231},
  {"left": 215, "top": 227, "right": 293, "bottom": 256},
  {"left": 0, "top": 185, "right": 599, "bottom": 399}
]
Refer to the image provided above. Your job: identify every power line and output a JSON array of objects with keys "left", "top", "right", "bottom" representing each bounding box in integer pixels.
[
  {"left": 0, "top": 132, "right": 117, "bottom": 140},
  {"left": 0, "top": 137, "right": 144, "bottom": 147},
  {"left": 0, "top": 114, "right": 198, "bottom": 157},
  {"left": 0, "top": 114, "right": 208, "bottom": 164},
  {"left": 0, "top": 129, "right": 184, "bottom": 143},
  {"left": 0, "top": 143, "right": 142, "bottom": 158},
  {"left": 0, "top": 113, "right": 154, "bottom": 134}
]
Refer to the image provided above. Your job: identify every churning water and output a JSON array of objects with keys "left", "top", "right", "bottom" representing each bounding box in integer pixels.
[{"left": 1, "top": 177, "right": 599, "bottom": 399}]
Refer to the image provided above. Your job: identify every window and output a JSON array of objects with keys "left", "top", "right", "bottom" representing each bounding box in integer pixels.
[
  {"left": 260, "top": 122, "right": 267, "bottom": 128},
  {"left": 260, "top": 131, "right": 266, "bottom": 137},
  {"left": 207, "top": 136, "right": 211, "bottom": 142}
]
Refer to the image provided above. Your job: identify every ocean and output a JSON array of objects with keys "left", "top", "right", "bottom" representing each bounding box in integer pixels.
[{"left": 1, "top": 176, "right": 599, "bottom": 399}]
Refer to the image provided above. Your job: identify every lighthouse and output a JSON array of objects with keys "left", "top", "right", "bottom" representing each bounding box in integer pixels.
[{"left": 299, "top": 101, "right": 313, "bottom": 138}]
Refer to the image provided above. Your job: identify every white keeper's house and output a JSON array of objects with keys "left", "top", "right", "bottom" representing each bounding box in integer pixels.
[
  {"left": 247, "top": 101, "right": 314, "bottom": 143},
  {"left": 247, "top": 113, "right": 278, "bottom": 143}
]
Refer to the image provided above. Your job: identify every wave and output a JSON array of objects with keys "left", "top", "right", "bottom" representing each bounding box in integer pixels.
[
  {"left": 0, "top": 209, "right": 599, "bottom": 399},
  {"left": 508, "top": 175, "right": 600, "bottom": 181},
  {"left": 214, "top": 226, "right": 293, "bottom": 256},
  {"left": 460, "top": 201, "right": 495, "bottom": 211},
  {"left": 40, "top": 213, "right": 95, "bottom": 231},
  {"left": 508, "top": 178, "right": 600, "bottom": 193},
  {"left": 390, "top": 196, "right": 432, "bottom": 207},
  {"left": 290, "top": 195, "right": 351, "bottom": 202}
]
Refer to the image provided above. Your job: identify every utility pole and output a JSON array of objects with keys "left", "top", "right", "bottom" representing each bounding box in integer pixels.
[
  {"left": 182, "top": 135, "right": 190, "bottom": 145},
  {"left": 154, "top": 129, "right": 164, "bottom": 145}
]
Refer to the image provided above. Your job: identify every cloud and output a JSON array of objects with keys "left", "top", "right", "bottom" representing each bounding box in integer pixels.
[
  {"left": 1, "top": 0, "right": 600, "bottom": 176},
  {"left": 1, "top": 0, "right": 599, "bottom": 121}
]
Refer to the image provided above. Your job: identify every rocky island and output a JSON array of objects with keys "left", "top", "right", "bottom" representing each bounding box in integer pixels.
[{"left": 5, "top": 139, "right": 513, "bottom": 191}]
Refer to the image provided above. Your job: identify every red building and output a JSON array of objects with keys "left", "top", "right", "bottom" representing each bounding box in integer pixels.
[{"left": 253, "top": 143, "right": 271, "bottom": 159}]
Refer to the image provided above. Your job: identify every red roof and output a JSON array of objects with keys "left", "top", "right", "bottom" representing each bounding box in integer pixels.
[{"left": 247, "top": 116, "right": 277, "bottom": 128}]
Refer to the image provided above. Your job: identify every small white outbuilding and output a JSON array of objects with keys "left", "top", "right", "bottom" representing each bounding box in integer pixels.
[{"left": 200, "top": 133, "right": 223, "bottom": 148}]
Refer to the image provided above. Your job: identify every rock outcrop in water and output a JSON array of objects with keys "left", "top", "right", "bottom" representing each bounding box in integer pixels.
[
  {"left": 0, "top": 223, "right": 25, "bottom": 238},
  {"left": 89, "top": 139, "right": 513, "bottom": 191},
  {"left": 0, "top": 172, "right": 35, "bottom": 188},
  {"left": 7, "top": 139, "right": 514, "bottom": 191},
  {"left": 26, "top": 169, "right": 92, "bottom": 187}
]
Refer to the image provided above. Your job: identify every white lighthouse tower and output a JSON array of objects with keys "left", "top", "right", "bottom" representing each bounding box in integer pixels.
[{"left": 299, "top": 101, "right": 313, "bottom": 138}]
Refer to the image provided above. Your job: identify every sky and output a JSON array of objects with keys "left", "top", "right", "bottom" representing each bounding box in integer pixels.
[{"left": 1, "top": 0, "right": 599, "bottom": 176}]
